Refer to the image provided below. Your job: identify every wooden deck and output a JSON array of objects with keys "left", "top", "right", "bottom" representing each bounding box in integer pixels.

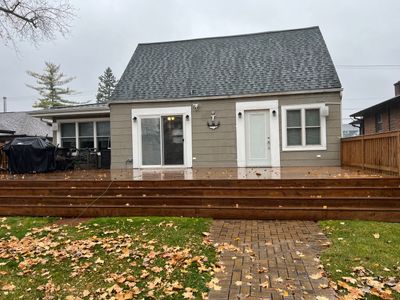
[{"left": 0, "top": 167, "right": 398, "bottom": 222}]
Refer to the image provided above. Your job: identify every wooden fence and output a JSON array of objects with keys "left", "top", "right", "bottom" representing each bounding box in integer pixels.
[{"left": 341, "top": 131, "right": 400, "bottom": 174}]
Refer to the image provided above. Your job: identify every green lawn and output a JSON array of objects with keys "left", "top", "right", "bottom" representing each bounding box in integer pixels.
[
  {"left": 319, "top": 220, "right": 400, "bottom": 300},
  {"left": 0, "top": 217, "right": 216, "bottom": 299}
]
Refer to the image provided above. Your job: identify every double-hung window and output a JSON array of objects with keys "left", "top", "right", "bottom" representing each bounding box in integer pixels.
[{"left": 282, "top": 104, "right": 327, "bottom": 151}]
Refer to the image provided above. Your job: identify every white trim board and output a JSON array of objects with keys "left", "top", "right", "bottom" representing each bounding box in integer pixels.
[
  {"left": 235, "top": 100, "right": 280, "bottom": 167},
  {"left": 281, "top": 103, "right": 327, "bottom": 151},
  {"left": 110, "top": 88, "right": 342, "bottom": 105},
  {"left": 131, "top": 106, "right": 192, "bottom": 169}
]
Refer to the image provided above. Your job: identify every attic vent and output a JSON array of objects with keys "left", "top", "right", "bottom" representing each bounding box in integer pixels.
[{"left": 189, "top": 89, "right": 195, "bottom": 96}]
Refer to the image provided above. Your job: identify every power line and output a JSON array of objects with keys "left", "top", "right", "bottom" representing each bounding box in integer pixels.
[{"left": 336, "top": 64, "right": 400, "bottom": 69}]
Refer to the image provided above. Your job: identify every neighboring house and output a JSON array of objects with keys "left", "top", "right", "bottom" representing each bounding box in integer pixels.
[
  {"left": 342, "top": 124, "right": 359, "bottom": 138},
  {"left": 32, "top": 26, "right": 342, "bottom": 169},
  {"left": 350, "top": 81, "right": 400, "bottom": 135},
  {"left": 0, "top": 112, "right": 53, "bottom": 144}
]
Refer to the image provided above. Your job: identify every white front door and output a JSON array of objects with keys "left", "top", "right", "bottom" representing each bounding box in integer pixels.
[{"left": 244, "top": 110, "right": 271, "bottom": 166}]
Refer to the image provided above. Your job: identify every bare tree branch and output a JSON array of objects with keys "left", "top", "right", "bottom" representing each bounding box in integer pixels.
[{"left": 0, "top": 0, "right": 75, "bottom": 47}]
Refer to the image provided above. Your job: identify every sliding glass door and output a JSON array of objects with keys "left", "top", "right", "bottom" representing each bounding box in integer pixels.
[{"left": 141, "top": 115, "right": 184, "bottom": 166}]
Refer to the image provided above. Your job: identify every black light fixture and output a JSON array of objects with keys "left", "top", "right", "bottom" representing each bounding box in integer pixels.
[
  {"left": 133, "top": 116, "right": 137, "bottom": 122},
  {"left": 185, "top": 115, "right": 190, "bottom": 121},
  {"left": 238, "top": 112, "right": 242, "bottom": 118},
  {"left": 272, "top": 110, "right": 277, "bottom": 117}
]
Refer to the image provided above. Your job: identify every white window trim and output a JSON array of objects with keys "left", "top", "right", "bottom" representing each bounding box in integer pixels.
[
  {"left": 56, "top": 118, "right": 110, "bottom": 149},
  {"left": 131, "top": 106, "right": 192, "bottom": 169},
  {"left": 235, "top": 100, "right": 280, "bottom": 167},
  {"left": 281, "top": 103, "right": 327, "bottom": 151}
]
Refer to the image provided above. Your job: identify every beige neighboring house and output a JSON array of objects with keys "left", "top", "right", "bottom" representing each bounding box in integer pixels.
[{"left": 32, "top": 26, "right": 342, "bottom": 170}]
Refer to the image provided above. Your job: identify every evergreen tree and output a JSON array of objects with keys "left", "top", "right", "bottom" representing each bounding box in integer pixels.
[
  {"left": 27, "top": 62, "right": 78, "bottom": 109},
  {"left": 96, "top": 67, "right": 117, "bottom": 103}
]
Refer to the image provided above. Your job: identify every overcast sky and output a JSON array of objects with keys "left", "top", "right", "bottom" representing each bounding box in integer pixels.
[{"left": 1, "top": 0, "right": 400, "bottom": 123}]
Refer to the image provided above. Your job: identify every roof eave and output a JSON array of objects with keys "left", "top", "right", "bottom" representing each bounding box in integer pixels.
[
  {"left": 29, "top": 108, "right": 110, "bottom": 118},
  {"left": 110, "top": 87, "right": 343, "bottom": 105},
  {"left": 350, "top": 95, "right": 400, "bottom": 117}
]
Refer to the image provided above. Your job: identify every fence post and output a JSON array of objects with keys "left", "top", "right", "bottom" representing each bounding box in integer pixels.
[
  {"left": 361, "top": 137, "right": 365, "bottom": 170},
  {"left": 397, "top": 132, "right": 400, "bottom": 175}
]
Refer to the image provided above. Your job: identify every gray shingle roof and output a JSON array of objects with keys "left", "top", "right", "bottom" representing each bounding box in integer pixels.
[
  {"left": 0, "top": 112, "right": 52, "bottom": 137},
  {"left": 112, "top": 27, "right": 341, "bottom": 102}
]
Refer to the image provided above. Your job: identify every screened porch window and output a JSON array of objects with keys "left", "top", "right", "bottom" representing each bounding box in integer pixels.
[
  {"left": 79, "top": 122, "right": 94, "bottom": 149},
  {"left": 59, "top": 120, "right": 110, "bottom": 150},
  {"left": 96, "top": 121, "right": 111, "bottom": 150},
  {"left": 60, "top": 123, "right": 76, "bottom": 148}
]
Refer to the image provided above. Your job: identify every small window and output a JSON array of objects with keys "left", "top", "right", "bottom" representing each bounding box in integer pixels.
[
  {"left": 375, "top": 112, "right": 383, "bottom": 132},
  {"left": 96, "top": 121, "right": 110, "bottom": 150},
  {"left": 79, "top": 122, "right": 94, "bottom": 149},
  {"left": 282, "top": 105, "right": 326, "bottom": 151},
  {"left": 60, "top": 123, "right": 76, "bottom": 148}
]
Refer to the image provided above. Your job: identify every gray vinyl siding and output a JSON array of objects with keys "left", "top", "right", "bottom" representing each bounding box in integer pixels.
[
  {"left": 110, "top": 99, "right": 238, "bottom": 169},
  {"left": 278, "top": 93, "right": 341, "bottom": 167},
  {"left": 109, "top": 91, "right": 341, "bottom": 169}
]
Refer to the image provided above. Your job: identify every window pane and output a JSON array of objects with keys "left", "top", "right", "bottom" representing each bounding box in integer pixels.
[
  {"left": 79, "top": 137, "right": 94, "bottom": 149},
  {"left": 61, "top": 138, "right": 76, "bottom": 148},
  {"left": 306, "top": 109, "right": 320, "bottom": 127},
  {"left": 306, "top": 128, "right": 321, "bottom": 145},
  {"left": 61, "top": 123, "right": 75, "bottom": 137},
  {"left": 141, "top": 118, "right": 161, "bottom": 165},
  {"left": 97, "top": 121, "right": 110, "bottom": 136},
  {"left": 97, "top": 137, "right": 110, "bottom": 151},
  {"left": 287, "top": 128, "right": 301, "bottom": 146},
  {"left": 162, "top": 116, "right": 184, "bottom": 165},
  {"left": 79, "top": 122, "right": 93, "bottom": 137},
  {"left": 287, "top": 110, "right": 301, "bottom": 127}
]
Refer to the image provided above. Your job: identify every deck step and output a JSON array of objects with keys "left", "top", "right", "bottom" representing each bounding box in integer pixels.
[
  {"left": 0, "top": 204, "right": 398, "bottom": 222},
  {"left": 0, "top": 178, "right": 399, "bottom": 221}
]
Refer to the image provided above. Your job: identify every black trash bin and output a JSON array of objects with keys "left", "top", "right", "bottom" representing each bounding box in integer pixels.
[{"left": 3, "top": 137, "right": 56, "bottom": 174}]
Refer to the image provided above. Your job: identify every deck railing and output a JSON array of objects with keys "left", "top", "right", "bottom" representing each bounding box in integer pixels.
[{"left": 341, "top": 131, "right": 400, "bottom": 174}]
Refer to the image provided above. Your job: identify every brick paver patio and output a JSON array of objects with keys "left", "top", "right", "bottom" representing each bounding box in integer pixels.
[{"left": 208, "top": 220, "right": 336, "bottom": 300}]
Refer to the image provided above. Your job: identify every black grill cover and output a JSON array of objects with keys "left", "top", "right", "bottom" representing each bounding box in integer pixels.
[{"left": 3, "top": 137, "right": 56, "bottom": 174}]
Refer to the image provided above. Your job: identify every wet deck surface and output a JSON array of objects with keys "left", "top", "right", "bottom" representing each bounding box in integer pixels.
[{"left": 0, "top": 167, "right": 393, "bottom": 181}]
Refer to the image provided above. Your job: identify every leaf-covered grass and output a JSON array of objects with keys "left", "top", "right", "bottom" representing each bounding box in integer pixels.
[
  {"left": 319, "top": 220, "right": 400, "bottom": 299},
  {"left": 0, "top": 217, "right": 216, "bottom": 299},
  {"left": 0, "top": 216, "right": 56, "bottom": 239}
]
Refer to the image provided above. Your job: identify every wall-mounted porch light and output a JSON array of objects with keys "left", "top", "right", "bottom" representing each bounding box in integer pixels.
[
  {"left": 133, "top": 116, "right": 137, "bottom": 122},
  {"left": 272, "top": 110, "right": 277, "bottom": 117},
  {"left": 185, "top": 115, "right": 190, "bottom": 121},
  {"left": 238, "top": 112, "right": 242, "bottom": 118}
]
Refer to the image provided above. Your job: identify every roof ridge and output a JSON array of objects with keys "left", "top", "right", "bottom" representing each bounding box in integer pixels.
[{"left": 138, "top": 26, "right": 320, "bottom": 46}]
